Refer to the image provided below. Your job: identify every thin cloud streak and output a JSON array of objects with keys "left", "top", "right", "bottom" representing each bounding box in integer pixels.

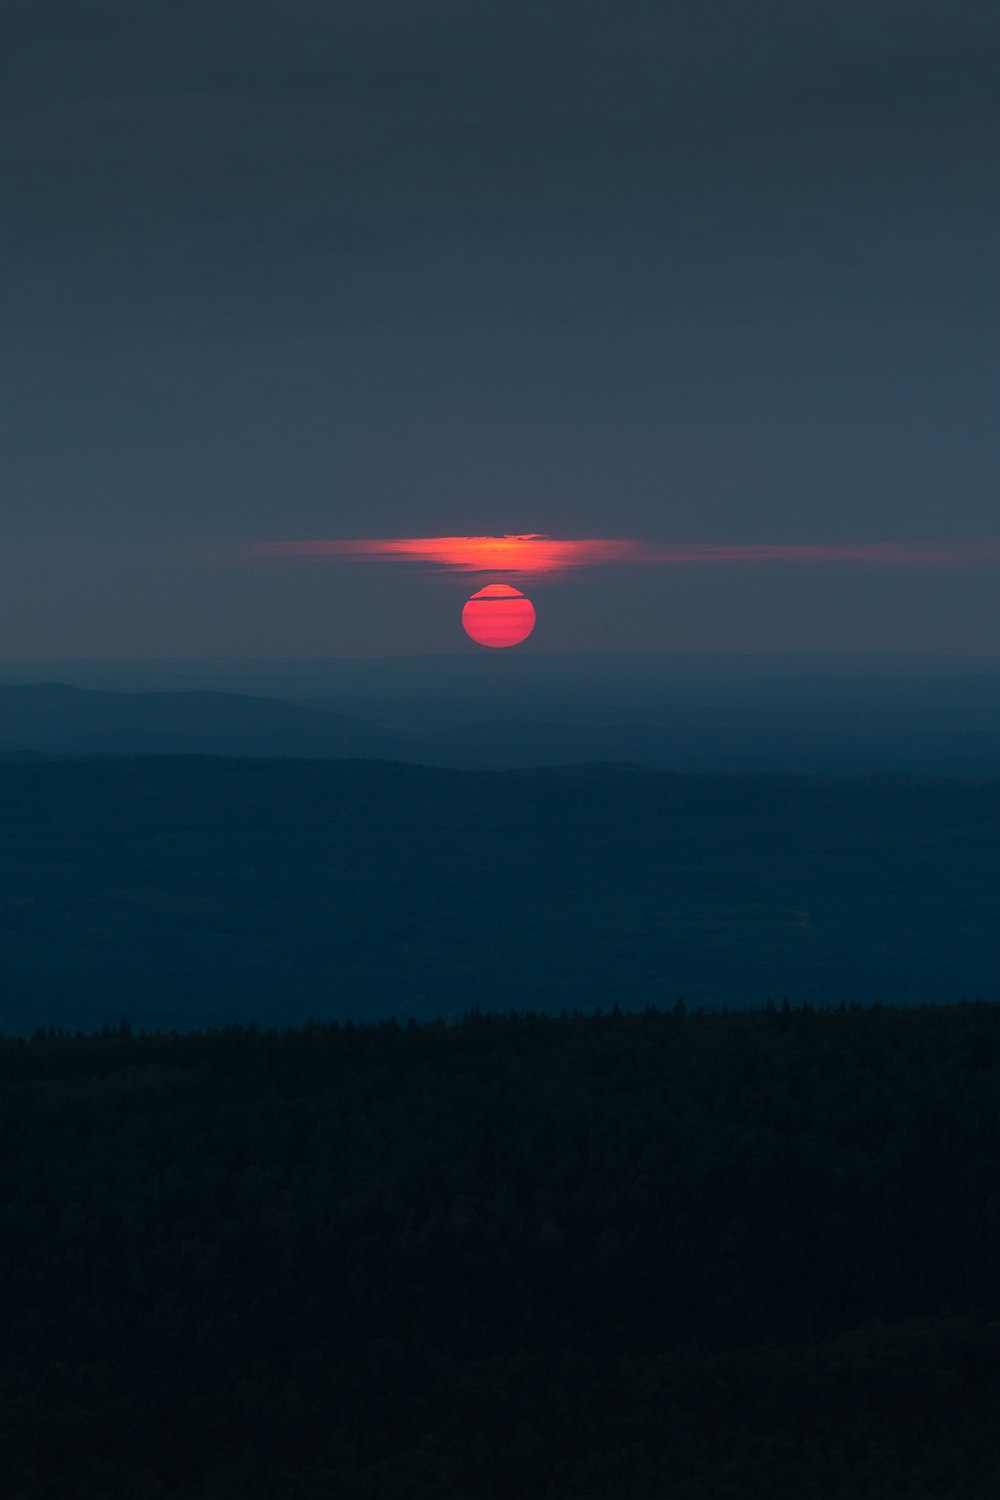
[
  {"left": 247, "top": 535, "right": 1000, "bottom": 577},
  {"left": 248, "top": 536, "right": 642, "bottom": 574}
]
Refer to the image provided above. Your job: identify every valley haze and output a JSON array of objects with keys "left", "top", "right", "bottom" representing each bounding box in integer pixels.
[{"left": 1, "top": 656, "right": 998, "bottom": 1039}]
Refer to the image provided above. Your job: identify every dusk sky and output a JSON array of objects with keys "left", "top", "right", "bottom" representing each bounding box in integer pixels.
[{"left": 3, "top": 0, "right": 999, "bottom": 657}]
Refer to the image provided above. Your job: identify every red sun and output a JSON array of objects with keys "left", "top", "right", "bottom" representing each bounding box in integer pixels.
[{"left": 462, "top": 583, "right": 536, "bottom": 648}]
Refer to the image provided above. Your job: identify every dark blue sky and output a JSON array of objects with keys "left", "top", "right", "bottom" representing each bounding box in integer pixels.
[{"left": 2, "top": 0, "right": 998, "bottom": 656}]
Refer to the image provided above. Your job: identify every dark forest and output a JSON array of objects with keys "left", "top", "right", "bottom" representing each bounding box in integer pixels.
[{"left": 3, "top": 1003, "right": 1000, "bottom": 1498}]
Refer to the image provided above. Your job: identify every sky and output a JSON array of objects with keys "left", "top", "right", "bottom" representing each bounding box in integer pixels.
[{"left": 2, "top": 0, "right": 999, "bottom": 657}]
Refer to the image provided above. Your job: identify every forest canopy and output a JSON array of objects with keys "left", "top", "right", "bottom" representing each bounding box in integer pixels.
[{"left": 3, "top": 1002, "right": 1000, "bottom": 1497}]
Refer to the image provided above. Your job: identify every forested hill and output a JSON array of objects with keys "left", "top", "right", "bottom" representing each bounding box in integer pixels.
[
  {"left": 0, "top": 757, "right": 998, "bottom": 1034},
  {"left": 3, "top": 1003, "right": 1000, "bottom": 1498}
]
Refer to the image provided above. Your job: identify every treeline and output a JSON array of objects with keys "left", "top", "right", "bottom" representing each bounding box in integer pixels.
[{"left": 3, "top": 1002, "right": 1000, "bottom": 1497}]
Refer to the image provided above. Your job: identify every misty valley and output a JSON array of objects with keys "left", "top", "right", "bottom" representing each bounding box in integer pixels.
[{"left": 0, "top": 755, "right": 998, "bottom": 1035}]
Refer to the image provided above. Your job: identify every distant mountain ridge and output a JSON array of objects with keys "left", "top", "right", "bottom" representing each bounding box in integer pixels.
[
  {"left": 0, "top": 683, "right": 411, "bottom": 761},
  {"left": 4, "top": 680, "right": 1000, "bottom": 774}
]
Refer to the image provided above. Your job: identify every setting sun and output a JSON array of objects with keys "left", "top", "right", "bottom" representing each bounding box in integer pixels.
[{"left": 461, "top": 584, "right": 536, "bottom": 647}]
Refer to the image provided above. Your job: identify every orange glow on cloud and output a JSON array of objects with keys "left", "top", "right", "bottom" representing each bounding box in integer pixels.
[
  {"left": 248, "top": 535, "right": 999, "bottom": 577},
  {"left": 251, "top": 535, "right": 640, "bottom": 574}
]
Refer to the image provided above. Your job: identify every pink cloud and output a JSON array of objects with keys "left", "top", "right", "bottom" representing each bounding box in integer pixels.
[
  {"left": 248, "top": 535, "right": 643, "bottom": 574},
  {"left": 246, "top": 535, "right": 1000, "bottom": 578}
]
